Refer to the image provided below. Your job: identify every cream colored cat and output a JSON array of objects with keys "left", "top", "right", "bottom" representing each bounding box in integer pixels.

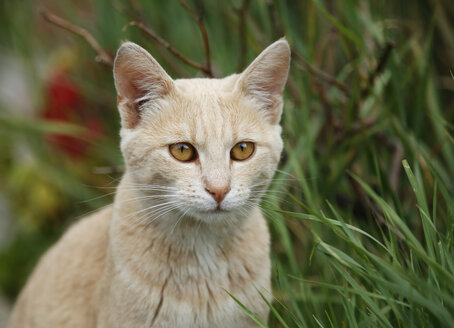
[{"left": 9, "top": 39, "right": 290, "bottom": 328}]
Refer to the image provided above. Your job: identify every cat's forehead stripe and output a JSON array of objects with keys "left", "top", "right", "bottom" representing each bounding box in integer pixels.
[{"left": 194, "top": 98, "right": 232, "bottom": 147}]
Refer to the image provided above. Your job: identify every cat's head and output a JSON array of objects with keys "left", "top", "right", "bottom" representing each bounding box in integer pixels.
[{"left": 113, "top": 40, "right": 290, "bottom": 222}]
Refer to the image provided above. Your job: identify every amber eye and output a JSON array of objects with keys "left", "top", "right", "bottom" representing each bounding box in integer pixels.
[
  {"left": 169, "top": 143, "right": 197, "bottom": 162},
  {"left": 230, "top": 142, "right": 255, "bottom": 161}
]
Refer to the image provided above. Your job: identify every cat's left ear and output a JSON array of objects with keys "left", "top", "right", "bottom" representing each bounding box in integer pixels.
[{"left": 235, "top": 39, "right": 290, "bottom": 125}]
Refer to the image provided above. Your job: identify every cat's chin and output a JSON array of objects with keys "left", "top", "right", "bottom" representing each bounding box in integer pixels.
[{"left": 182, "top": 207, "right": 250, "bottom": 223}]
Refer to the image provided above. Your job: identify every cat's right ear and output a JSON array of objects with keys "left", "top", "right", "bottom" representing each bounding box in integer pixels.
[{"left": 113, "top": 42, "right": 174, "bottom": 128}]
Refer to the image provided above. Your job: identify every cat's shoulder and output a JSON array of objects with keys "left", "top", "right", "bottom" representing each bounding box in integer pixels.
[
  {"left": 31, "top": 204, "right": 112, "bottom": 281},
  {"left": 59, "top": 205, "right": 112, "bottom": 248},
  {"left": 8, "top": 206, "right": 113, "bottom": 328}
]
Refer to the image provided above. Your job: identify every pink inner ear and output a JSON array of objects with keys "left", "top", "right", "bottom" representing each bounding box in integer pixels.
[
  {"left": 117, "top": 95, "right": 140, "bottom": 129},
  {"left": 116, "top": 68, "right": 152, "bottom": 103},
  {"left": 115, "top": 76, "right": 149, "bottom": 128}
]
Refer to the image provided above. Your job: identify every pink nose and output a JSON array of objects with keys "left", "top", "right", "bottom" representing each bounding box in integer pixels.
[{"left": 205, "top": 185, "right": 231, "bottom": 204}]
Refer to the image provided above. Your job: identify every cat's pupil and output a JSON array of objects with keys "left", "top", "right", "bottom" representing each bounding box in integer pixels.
[
  {"left": 240, "top": 143, "right": 246, "bottom": 152},
  {"left": 180, "top": 145, "right": 185, "bottom": 153}
]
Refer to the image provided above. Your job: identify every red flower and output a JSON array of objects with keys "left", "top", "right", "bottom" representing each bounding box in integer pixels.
[{"left": 41, "top": 71, "right": 103, "bottom": 159}]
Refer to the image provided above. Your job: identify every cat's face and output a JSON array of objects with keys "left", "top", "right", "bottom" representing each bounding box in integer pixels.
[{"left": 114, "top": 40, "right": 290, "bottom": 221}]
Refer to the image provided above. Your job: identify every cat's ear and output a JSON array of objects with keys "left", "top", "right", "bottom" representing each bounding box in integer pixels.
[
  {"left": 113, "top": 42, "right": 174, "bottom": 128},
  {"left": 235, "top": 39, "right": 290, "bottom": 125}
]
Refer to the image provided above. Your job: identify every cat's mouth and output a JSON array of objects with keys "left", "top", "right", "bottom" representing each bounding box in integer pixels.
[
  {"left": 200, "top": 207, "right": 227, "bottom": 214},
  {"left": 185, "top": 205, "right": 238, "bottom": 221}
]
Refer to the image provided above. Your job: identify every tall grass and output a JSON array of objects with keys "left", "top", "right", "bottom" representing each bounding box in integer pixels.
[{"left": 0, "top": 0, "right": 453, "bottom": 326}]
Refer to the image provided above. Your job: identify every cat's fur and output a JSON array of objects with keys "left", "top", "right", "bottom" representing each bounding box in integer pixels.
[{"left": 9, "top": 39, "right": 290, "bottom": 328}]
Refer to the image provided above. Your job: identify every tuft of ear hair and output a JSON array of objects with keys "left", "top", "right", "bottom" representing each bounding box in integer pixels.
[
  {"left": 113, "top": 42, "right": 174, "bottom": 128},
  {"left": 235, "top": 39, "right": 291, "bottom": 125}
]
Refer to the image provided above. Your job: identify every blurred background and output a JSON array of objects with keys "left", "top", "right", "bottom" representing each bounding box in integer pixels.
[{"left": 0, "top": 0, "right": 453, "bottom": 327}]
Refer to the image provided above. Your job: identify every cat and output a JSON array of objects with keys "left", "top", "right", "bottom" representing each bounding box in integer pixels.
[{"left": 8, "top": 38, "right": 290, "bottom": 328}]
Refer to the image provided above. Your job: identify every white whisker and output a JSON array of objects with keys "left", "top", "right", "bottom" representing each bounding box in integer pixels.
[{"left": 170, "top": 208, "right": 189, "bottom": 234}]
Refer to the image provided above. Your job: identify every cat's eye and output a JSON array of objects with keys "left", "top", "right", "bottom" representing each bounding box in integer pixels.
[
  {"left": 230, "top": 142, "right": 255, "bottom": 161},
  {"left": 169, "top": 143, "right": 197, "bottom": 162}
]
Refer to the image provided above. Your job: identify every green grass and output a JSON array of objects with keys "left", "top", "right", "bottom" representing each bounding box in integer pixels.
[{"left": 0, "top": 0, "right": 453, "bottom": 326}]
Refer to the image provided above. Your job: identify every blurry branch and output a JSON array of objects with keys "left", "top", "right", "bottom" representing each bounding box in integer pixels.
[
  {"left": 39, "top": 8, "right": 113, "bottom": 66},
  {"left": 126, "top": 1, "right": 214, "bottom": 77},
  {"left": 267, "top": 0, "right": 284, "bottom": 39},
  {"left": 293, "top": 51, "right": 350, "bottom": 96},
  {"left": 127, "top": 0, "right": 141, "bottom": 12},
  {"left": 178, "top": 0, "right": 213, "bottom": 76},
  {"left": 127, "top": 21, "right": 212, "bottom": 76},
  {"left": 111, "top": 1, "right": 187, "bottom": 77},
  {"left": 235, "top": 0, "right": 251, "bottom": 71},
  {"left": 127, "top": 0, "right": 145, "bottom": 22}
]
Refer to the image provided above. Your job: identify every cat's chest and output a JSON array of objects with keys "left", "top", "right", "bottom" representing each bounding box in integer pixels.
[
  {"left": 104, "top": 258, "right": 269, "bottom": 328},
  {"left": 103, "top": 239, "right": 270, "bottom": 328}
]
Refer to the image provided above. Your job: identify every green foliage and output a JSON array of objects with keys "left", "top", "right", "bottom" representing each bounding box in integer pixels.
[{"left": 0, "top": 0, "right": 453, "bottom": 326}]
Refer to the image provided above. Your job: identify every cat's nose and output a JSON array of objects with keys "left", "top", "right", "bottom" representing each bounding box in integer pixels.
[{"left": 205, "top": 185, "right": 231, "bottom": 204}]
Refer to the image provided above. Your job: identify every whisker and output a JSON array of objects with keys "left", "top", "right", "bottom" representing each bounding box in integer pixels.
[
  {"left": 135, "top": 203, "right": 181, "bottom": 227},
  {"left": 258, "top": 189, "right": 290, "bottom": 196},
  {"left": 143, "top": 205, "right": 181, "bottom": 227},
  {"left": 96, "top": 185, "right": 177, "bottom": 192},
  {"left": 125, "top": 200, "right": 180, "bottom": 221},
  {"left": 170, "top": 208, "right": 189, "bottom": 234},
  {"left": 79, "top": 191, "right": 117, "bottom": 204},
  {"left": 275, "top": 168, "right": 296, "bottom": 178},
  {"left": 195, "top": 219, "right": 203, "bottom": 236},
  {"left": 73, "top": 203, "right": 113, "bottom": 220},
  {"left": 80, "top": 191, "right": 177, "bottom": 205}
]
